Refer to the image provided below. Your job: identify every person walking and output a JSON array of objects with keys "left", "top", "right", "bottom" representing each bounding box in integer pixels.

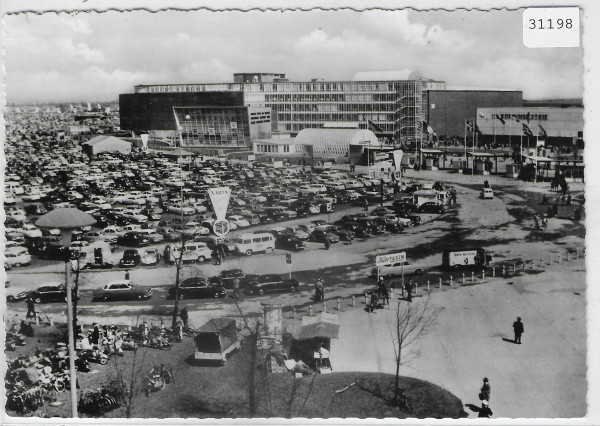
[
  {"left": 323, "top": 236, "right": 331, "bottom": 250},
  {"left": 363, "top": 198, "right": 369, "bottom": 212},
  {"left": 378, "top": 277, "right": 389, "bottom": 306},
  {"left": 232, "top": 276, "right": 240, "bottom": 301},
  {"left": 405, "top": 279, "right": 413, "bottom": 302},
  {"left": 315, "top": 277, "right": 324, "bottom": 301},
  {"left": 513, "top": 316, "right": 524, "bottom": 344},
  {"left": 125, "top": 270, "right": 130, "bottom": 280},
  {"left": 25, "top": 296, "right": 36, "bottom": 320},
  {"left": 480, "top": 377, "right": 491, "bottom": 401},
  {"left": 478, "top": 401, "right": 493, "bottom": 418},
  {"left": 180, "top": 307, "right": 189, "bottom": 329}
]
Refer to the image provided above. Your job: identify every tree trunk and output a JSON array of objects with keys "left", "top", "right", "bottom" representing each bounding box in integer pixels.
[
  {"left": 394, "top": 347, "right": 401, "bottom": 403},
  {"left": 248, "top": 330, "right": 258, "bottom": 416}
]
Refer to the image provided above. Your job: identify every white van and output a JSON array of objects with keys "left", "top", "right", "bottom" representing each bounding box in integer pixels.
[
  {"left": 164, "top": 242, "right": 212, "bottom": 264},
  {"left": 230, "top": 232, "right": 275, "bottom": 256}
]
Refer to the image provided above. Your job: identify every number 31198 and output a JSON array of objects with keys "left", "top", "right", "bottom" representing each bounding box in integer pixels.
[{"left": 529, "top": 18, "right": 572, "bottom": 29}]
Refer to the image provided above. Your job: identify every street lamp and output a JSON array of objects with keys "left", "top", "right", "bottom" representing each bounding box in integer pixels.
[{"left": 35, "top": 208, "right": 95, "bottom": 418}]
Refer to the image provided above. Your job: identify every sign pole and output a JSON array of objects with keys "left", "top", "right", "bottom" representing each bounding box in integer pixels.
[{"left": 288, "top": 263, "right": 292, "bottom": 280}]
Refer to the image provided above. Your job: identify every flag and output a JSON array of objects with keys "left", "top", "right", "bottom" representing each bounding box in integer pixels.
[
  {"left": 478, "top": 112, "right": 487, "bottom": 119},
  {"left": 368, "top": 120, "right": 383, "bottom": 133},
  {"left": 466, "top": 120, "right": 474, "bottom": 132},
  {"left": 512, "top": 115, "right": 520, "bottom": 123},
  {"left": 496, "top": 115, "right": 505, "bottom": 125},
  {"left": 423, "top": 121, "right": 435, "bottom": 135},
  {"left": 522, "top": 123, "right": 533, "bottom": 137},
  {"left": 538, "top": 124, "right": 547, "bottom": 138}
]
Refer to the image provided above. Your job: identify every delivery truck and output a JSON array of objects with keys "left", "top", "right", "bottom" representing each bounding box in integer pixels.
[{"left": 442, "top": 248, "right": 492, "bottom": 270}]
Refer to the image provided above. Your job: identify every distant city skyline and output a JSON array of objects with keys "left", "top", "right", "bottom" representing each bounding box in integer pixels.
[{"left": 5, "top": 9, "right": 584, "bottom": 103}]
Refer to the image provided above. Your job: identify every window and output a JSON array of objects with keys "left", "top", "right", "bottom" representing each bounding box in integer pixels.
[{"left": 261, "top": 237, "right": 271, "bottom": 242}]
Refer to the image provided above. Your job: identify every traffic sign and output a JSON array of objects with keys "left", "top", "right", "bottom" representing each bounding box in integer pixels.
[
  {"left": 286, "top": 253, "right": 292, "bottom": 264},
  {"left": 376, "top": 251, "right": 406, "bottom": 266},
  {"left": 393, "top": 170, "right": 402, "bottom": 180},
  {"left": 212, "top": 219, "right": 230, "bottom": 238}
]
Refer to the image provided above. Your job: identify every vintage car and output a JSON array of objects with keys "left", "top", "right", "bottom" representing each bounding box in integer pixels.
[
  {"left": 140, "top": 248, "right": 162, "bottom": 266},
  {"left": 95, "top": 280, "right": 152, "bottom": 302},
  {"left": 245, "top": 274, "right": 300, "bottom": 295},
  {"left": 168, "top": 277, "right": 227, "bottom": 300}
]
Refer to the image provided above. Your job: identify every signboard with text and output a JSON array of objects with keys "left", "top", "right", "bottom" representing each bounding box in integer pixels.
[
  {"left": 208, "top": 187, "right": 231, "bottom": 222},
  {"left": 376, "top": 251, "right": 406, "bottom": 266}
]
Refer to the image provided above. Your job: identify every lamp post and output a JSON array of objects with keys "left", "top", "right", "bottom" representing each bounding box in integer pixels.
[{"left": 36, "top": 208, "right": 95, "bottom": 418}]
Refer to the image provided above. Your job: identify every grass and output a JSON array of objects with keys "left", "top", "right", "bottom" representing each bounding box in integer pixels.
[{"left": 6, "top": 326, "right": 465, "bottom": 419}]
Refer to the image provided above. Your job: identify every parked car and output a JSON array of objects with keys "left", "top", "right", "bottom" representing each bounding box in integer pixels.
[
  {"left": 215, "top": 269, "right": 246, "bottom": 289},
  {"left": 370, "top": 261, "right": 424, "bottom": 279},
  {"left": 419, "top": 202, "right": 446, "bottom": 214},
  {"left": 309, "top": 227, "right": 340, "bottom": 244},
  {"left": 95, "top": 280, "right": 152, "bottom": 301},
  {"left": 29, "top": 282, "right": 75, "bottom": 304},
  {"left": 120, "top": 249, "right": 141, "bottom": 268},
  {"left": 117, "top": 232, "right": 151, "bottom": 247},
  {"left": 140, "top": 248, "right": 162, "bottom": 266},
  {"left": 5, "top": 249, "right": 32, "bottom": 268},
  {"left": 342, "top": 221, "right": 372, "bottom": 238},
  {"left": 323, "top": 225, "right": 354, "bottom": 242},
  {"left": 246, "top": 274, "right": 300, "bottom": 295},
  {"left": 168, "top": 277, "right": 227, "bottom": 300},
  {"left": 480, "top": 188, "right": 494, "bottom": 199},
  {"left": 276, "top": 234, "right": 306, "bottom": 251}
]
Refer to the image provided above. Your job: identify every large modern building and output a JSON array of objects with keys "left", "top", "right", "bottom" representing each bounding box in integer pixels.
[{"left": 120, "top": 71, "right": 446, "bottom": 146}]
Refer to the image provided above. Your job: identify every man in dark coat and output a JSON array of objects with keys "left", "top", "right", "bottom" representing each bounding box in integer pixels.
[
  {"left": 26, "top": 296, "right": 37, "bottom": 319},
  {"left": 378, "top": 277, "right": 389, "bottom": 306},
  {"left": 324, "top": 236, "right": 331, "bottom": 250},
  {"left": 180, "top": 307, "right": 189, "bottom": 329},
  {"left": 480, "top": 377, "right": 491, "bottom": 401},
  {"left": 405, "top": 280, "right": 413, "bottom": 302},
  {"left": 513, "top": 317, "right": 524, "bottom": 344}
]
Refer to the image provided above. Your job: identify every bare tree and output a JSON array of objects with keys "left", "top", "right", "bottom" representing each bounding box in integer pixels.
[
  {"left": 390, "top": 296, "right": 439, "bottom": 405},
  {"left": 111, "top": 319, "right": 149, "bottom": 418}
]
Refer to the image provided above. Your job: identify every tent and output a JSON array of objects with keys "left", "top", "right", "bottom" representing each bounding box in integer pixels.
[{"left": 83, "top": 135, "right": 132, "bottom": 155}]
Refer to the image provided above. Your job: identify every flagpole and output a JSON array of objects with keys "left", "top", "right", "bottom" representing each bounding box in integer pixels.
[
  {"left": 464, "top": 120, "right": 467, "bottom": 170},
  {"left": 493, "top": 116, "right": 496, "bottom": 146},
  {"left": 509, "top": 117, "right": 512, "bottom": 149},
  {"left": 472, "top": 117, "right": 475, "bottom": 177}
]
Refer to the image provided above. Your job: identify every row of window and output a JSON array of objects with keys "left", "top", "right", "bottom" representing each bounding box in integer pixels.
[{"left": 255, "top": 144, "right": 291, "bottom": 153}]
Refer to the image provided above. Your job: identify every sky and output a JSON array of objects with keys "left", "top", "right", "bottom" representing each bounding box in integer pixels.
[{"left": 4, "top": 9, "right": 584, "bottom": 104}]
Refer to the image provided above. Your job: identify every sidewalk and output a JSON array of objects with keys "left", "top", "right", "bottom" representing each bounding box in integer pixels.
[{"left": 330, "top": 257, "right": 586, "bottom": 418}]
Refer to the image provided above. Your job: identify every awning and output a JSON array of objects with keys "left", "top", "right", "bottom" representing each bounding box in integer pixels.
[{"left": 299, "top": 322, "right": 340, "bottom": 340}]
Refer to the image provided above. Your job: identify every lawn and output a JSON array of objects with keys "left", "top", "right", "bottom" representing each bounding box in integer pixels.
[{"left": 5, "top": 324, "right": 466, "bottom": 419}]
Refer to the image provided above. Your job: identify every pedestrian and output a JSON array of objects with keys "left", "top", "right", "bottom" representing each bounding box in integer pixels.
[
  {"left": 566, "top": 194, "right": 571, "bottom": 205},
  {"left": 378, "top": 277, "right": 389, "bottom": 306},
  {"left": 533, "top": 215, "right": 540, "bottom": 230},
  {"left": 513, "top": 316, "right": 524, "bottom": 344},
  {"left": 480, "top": 377, "right": 491, "bottom": 401},
  {"left": 541, "top": 217, "right": 548, "bottom": 230},
  {"left": 26, "top": 296, "right": 37, "bottom": 319},
  {"left": 478, "top": 401, "right": 493, "bottom": 418},
  {"left": 363, "top": 198, "right": 369, "bottom": 212},
  {"left": 233, "top": 276, "right": 240, "bottom": 301},
  {"left": 540, "top": 194, "right": 549, "bottom": 205},
  {"left": 324, "top": 236, "right": 331, "bottom": 250},
  {"left": 368, "top": 291, "right": 379, "bottom": 313},
  {"left": 315, "top": 277, "right": 324, "bottom": 301},
  {"left": 180, "top": 307, "right": 189, "bottom": 329},
  {"left": 125, "top": 270, "right": 130, "bottom": 280},
  {"left": 405, "top": 279, "right": 413, "bottom": 302},
  {"left": 91, "top": 323, "right": 100, "bottom": 345}
]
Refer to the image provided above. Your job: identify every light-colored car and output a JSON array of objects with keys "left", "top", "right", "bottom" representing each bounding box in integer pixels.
[
  {"left": 229, "top": 215, "right": 251, "bottom": 228},
  {"left": 480, "top": 188, "right": 494, "bottom": 199},
  {"left": 5, "top": 249, "right": 32, "bottom": 268},
  {"left": 18, "top": 223, "right": 43, "bottom": 238},
  {"left": 141, "top": 248, "right": 162, "bottom": 265},
  {"left": 370, "top": 261, "right": 424, "bottom": 278}
]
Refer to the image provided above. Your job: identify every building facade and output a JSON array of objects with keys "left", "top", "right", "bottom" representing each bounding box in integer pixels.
[
  {"left": 426, "top": 90, "right": 523, "bottom": 140},
  {"left": 476, "top": 106, "right": 584, "bottom": 147},
  {"left": 127, "top": 72, "right": 445, "bottom": 142},
  {"left": 173, "top": 106, "right": 272, "bottom": 151}
]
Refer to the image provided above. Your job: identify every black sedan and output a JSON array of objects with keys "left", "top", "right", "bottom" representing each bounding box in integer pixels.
[
  {"left": 276, "top": 234, "right": 305, "bottom": 251},
  {"left": 118, "top": 232, "right": 151, "bottom": 247},
  {"left": 324, "top": 225, "right": 354, "bottom": 242},
  {"left": 343, "top": 221, "right": 372, "bottom": 238},
  {"left": 419, "top": 202, "right": 446, "bottom": 214},
  {"left": 168, "top": 277, "right": 227, "bottom": 300},
  {"left": 29, "top": 283, "right": 75, "bottom": 304},
  {"left": 120, "top": 249, "right": 141, "bottom": 268},
  {"left": 246, "top": 274, "right": 300, "bottom": 295}
]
